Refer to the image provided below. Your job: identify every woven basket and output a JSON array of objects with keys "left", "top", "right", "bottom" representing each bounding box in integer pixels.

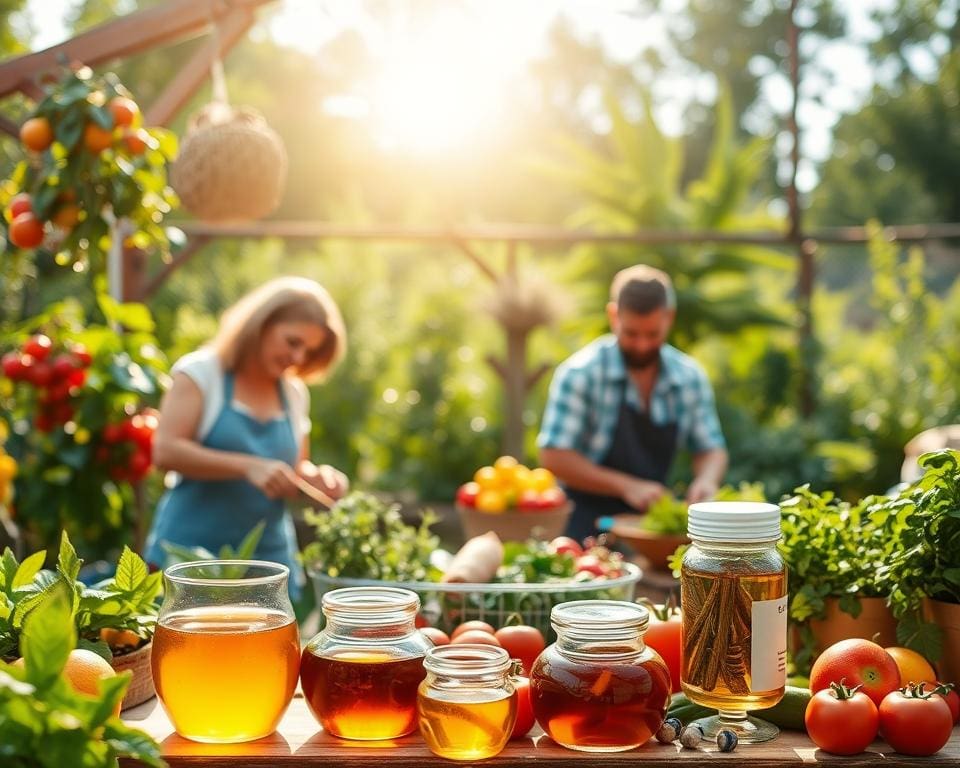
[
  {"left": 456, "top": 502, "right": 573, "bottom": 542},
  {"left": 171, "top": 103, "right": 287, "bottom": 222},
  {"left": 110, "top": 641, "right": 155, "bottom": 711}
]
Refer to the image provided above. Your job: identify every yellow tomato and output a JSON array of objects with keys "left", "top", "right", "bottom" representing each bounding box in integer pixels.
[
  {"left": 0, "top": 454, "right": 17, "bottom": 485},
  {"left": 511, "top": 465, "right": 532, "bottom": 491},
  {"left": 475, "top": 489, "right": 507, "bottom": 514},
  {"left": 493, "top": 454, "right": 518, "bottom": 481},
  {"left": 473, "top": 465, "right": 499, "bottom": 490},
  {"left": 529, "top": 467, "right": 556, "bottom": 492}
]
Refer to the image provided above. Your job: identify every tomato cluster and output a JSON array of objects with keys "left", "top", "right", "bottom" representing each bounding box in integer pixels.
[
  {"left": 1, "top": 334, "right": 91, "bottom": 432},
  {"left": 457, "top": 455, "right": 567, "bottom": 514},
  {"left": 418, "top": 619, "right": 545, "bottom": 739},
  {"left": 96, "top": 409, "right": 158, "bottom": 484},
  {"left": 549, "top": 535, "right": 627, "bottom": 579}
]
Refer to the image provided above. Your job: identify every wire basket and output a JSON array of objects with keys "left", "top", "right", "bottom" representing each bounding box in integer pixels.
[{"left": 308, "top": 563, "right": 642, "bottom": 640}]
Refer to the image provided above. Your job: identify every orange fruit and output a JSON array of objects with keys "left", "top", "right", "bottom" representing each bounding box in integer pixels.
[
  {"left": 20, "top": 117, "right": 53, "bottom": 152},
  {"left": 8, "top": 212, "right": 45, "bottom": 249},
  {"left": 473, "top": 465, "right": 499, "bottom": 490},
  {"left": 885, "top": 646, "right": 937, "bottom": 686},
  {"left": 8, "top": 192, "right": 32, "bottom": 219},
  {"left": 529, "top": 467, "right": 556, "bottom": 492},
  {"left": 51, "top": 203, "right": 81, "bottom": 230},
  {"left": 0, "top": 454, "right": 17, "bottom": 484},
  {"left": 100, "top": 627, "right": 141, "bottom": 650},
  {"left": 475, "top": 488, "right": 506, "bottom": 514},
  {"left": 83, "top": 122, "right": 114, "bottom": 153},
  {"left": 63, "top": 649, "right": 121, "bottom": 715},
  {"left": 108, "top": 96, "right": 139, "bottom": 128},
  {"left": 122, "top": 128, "right": 149, "bottom": 155}
]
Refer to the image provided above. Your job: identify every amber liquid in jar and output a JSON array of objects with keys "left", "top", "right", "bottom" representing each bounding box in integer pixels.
[
  {"left": 418, "top": 688, "right": 516, "bottom": 760},
  {"left": 300, "top": 650, "right": 426, "bottom": 740},
  {"left": 680, "top": 567, "right": 787, "bottom": 711},
  {"left": 531, "top": 649, "right": 671, "bottom": 752},
  {"left": 152, "top": 606, "right": 300, "bottom": 743}
]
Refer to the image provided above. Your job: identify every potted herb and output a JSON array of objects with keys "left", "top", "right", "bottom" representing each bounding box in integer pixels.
[
  {"left": 779, "top": 485, "right": 902, "bottom": 669},
  {"left": 884, "top": 449, "right": 960, "bottom": 683}
]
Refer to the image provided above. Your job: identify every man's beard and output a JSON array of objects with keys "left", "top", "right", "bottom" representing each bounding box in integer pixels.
[{"left": 620, "top": 346, "right": 660, "bottom": 370}]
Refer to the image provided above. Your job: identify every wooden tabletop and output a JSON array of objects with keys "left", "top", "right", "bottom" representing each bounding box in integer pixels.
[{"left": 119, "top": 694, "right": 960, "bottom": 767}]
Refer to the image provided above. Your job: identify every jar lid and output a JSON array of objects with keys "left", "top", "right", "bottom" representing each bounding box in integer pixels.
[
  {"left": 687, "top": 501, "right": 782, "bottom": 542},
  {"left": 550, "top": 600, "right": 649, "bottom": 633}
]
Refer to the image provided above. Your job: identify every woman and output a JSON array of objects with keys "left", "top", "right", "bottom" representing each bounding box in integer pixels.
[{"left": 145, "top": 277, "right": 349, "bottom": 596}]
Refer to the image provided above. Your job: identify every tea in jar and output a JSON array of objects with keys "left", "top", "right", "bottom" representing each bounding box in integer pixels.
[
  {"left": 300, "top": 587, "right": 432, "bottom": 740},
  {"left": 530, "top": 600, "right": 671, "bottom": 752},
  {"left": 418, "top": 644, "right": 517, "bottom": 760},
  {"left": 680, "top": 502, "right": 787, "bottom": 743}
]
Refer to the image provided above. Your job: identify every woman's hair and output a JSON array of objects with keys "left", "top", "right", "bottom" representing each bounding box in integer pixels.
[{"left": 212, "top": 276, "right": 347, "bottom": 383}]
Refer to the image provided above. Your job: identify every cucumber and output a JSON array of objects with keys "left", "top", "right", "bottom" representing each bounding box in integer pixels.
[{"left": 667, "top": 686, "right": 811, "bottom": 731}]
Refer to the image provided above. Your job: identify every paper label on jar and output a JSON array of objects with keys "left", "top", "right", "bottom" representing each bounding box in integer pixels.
[{"left": 750, "top": 595, "right": 787, "bottom": 693}]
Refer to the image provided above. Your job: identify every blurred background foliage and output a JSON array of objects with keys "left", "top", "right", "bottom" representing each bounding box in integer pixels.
[{"left": 0, "top": 0, "right": 958, "bottom": 558}]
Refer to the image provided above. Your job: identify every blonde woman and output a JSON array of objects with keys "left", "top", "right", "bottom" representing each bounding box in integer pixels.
[{"left": 145, "top": 277, "right": 349, "bottom": 596}]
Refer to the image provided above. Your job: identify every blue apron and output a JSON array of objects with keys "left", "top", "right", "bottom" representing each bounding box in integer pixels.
[{"left": 145, "top": 372, "right": 303, "bottom": 598}]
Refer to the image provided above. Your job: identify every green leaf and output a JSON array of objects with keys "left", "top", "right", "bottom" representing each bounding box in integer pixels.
[
  {"left": 89, "top": 103, "right": 114, "bottom": 130},
  {"left": 102, "top": 721, "right": 166, "bottom": 767},
  {"left": 0, "top": 548, "right": 20, "bottom": 593},
  {"left": 114, "top": 547, "right": 147, "bottom": 593},
  {"left": 20, "top": 580, "right": 75, "bottom": 687},
  {"left": 76, "top": 637, "right": 112, "bottom": 662},
  {"left": 897, "top": 613, "right": 943, "bottom": 662},
  {"left": 88, "top": 671, "right": 131, "bottom": 726},
  {"left": 12, "top": 551, "right": 47, "bottom": 590},
  {"left": 0, "top": 667, "right": 35, "bottom": 696},
  {"left": 57, "top": 531, "right": 81, "bottom": 584}
]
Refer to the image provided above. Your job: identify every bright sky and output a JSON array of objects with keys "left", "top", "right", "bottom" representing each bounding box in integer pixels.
[{"left": 24, "top": 0, "right": 903, "bottom": 192}]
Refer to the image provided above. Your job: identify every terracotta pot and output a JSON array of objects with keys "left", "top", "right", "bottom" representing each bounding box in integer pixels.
[
  {"left": 808, "top": 596, "right": 898, "bottom": 653},
  {"left": 110, "top": 641, "right": 155, "bottom": 710},
  {"left": 609, "top": 514, "right": 688, "bottom": 572},
  {"left": 923, "top": 597, "right": 960, "bottom": 685},
  {"left": 456, "top": 502, "right": 572, "bottom": 542}
]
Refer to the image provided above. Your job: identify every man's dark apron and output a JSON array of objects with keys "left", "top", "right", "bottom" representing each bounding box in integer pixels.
[{"left": 564, "top": 380, "right": 678, "bottom": 541}]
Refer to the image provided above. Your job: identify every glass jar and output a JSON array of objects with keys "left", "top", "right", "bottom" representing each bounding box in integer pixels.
[
  {"left": 300, "top": 586, "right": 433, "bottom": 740},
  {"left": 417, "top": 644, "right": 518, "bottom": 760},
  {"left": 152, "top": 560, "right": 300, "bottom": 743},
  {"left": 530, "top": 600, "right": 671, "bottom": 752},
  {"left": 680, "top": 501, "right": 787, "bottom": 743}
]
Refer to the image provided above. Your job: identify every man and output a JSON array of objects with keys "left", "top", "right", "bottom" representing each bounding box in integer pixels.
[{"left": 538, "top": 265, "right": 728, "bottom": 540}]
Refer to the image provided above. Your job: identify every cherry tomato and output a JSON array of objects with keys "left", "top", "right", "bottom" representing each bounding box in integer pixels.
[
  {"left": 450, "top": 621, "right": 495, "bottom": 640},
  {"left": 128, "top": 449, "right": 151, "bottom": 479},
  {"left": 414, "top": 613, "right": 429, "bottom": 628},
  {"left": 102, "top": 423, "right": 125, "bottom": 444},
  {"left": 805, "top": 681, "right": 879, "bottom": 755},
  {"left": 23, "top": 334, "right": 52, "bottom": 361},
  {"left": 450, "top": 629, "right": 502, "bottom": 647},
  {"left": 28, "top": 361, "right": 53, "bottom": 388},
  {"left": 549, "top": 536, "right": 583, "bottom": 557},
  {"left": 2, "top": 352, "right": 25, "bottom": 380},
  {"left": 420, "top": 627, "right": 451, "bottom": 646},
  {"left": 494, "top": 625, "right": 545, "bottom": 676},
  {"left": 644, "top": 606, "right": 682, "bottom": 693},
  {"left": 574, "top": 554, "right": 606, "bottom": 576},
  {"left": 52, "top": 354, "right": 77, "bottom": 378},
  {"left": 878, "top": 685, "right": 954, "bottom": 756},
  {"left": 510, "top": 676, "right": 535, "bottom": 739}
]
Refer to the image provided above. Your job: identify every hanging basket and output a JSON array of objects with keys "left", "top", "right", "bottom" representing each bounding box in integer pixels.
[{"left": 171, "top": 103, "right": 287, "bottom": 222}]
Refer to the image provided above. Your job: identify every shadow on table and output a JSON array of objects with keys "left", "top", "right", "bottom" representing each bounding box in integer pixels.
[{"left": 160, "top": 731, "right": 292, "bottom": 757}]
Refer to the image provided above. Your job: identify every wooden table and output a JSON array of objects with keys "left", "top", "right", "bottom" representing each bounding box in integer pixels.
[{"left": 121, "top": 694, "right": 960, "bottom": 767}]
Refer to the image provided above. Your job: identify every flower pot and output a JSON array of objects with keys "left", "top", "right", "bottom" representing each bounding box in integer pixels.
[
  {"left": 609, "top": 514, "right": 688, "bottom": 572},
  {"left": 923, "top": 597, "right": 960, "bottom": 685},
  {"left": 110, "top": 640, "right": 155, "bottom": 710},
  {"left": 808, "top": 596, "right": 898, "bottom": 653},
  {"left": 456, "top": 502, "right": 572, "bottom": 542}
]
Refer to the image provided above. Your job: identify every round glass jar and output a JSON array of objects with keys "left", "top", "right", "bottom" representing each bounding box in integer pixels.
[
  {"left": 530, "top": 600, "right": 670, "bottom": 752},
  {"left": 680, "top": 501, "right": 787, "bottom": 743},
  {"left": 417, "top": 644, "right": 518, "bottom": 760},
  {"left": 300, "top": 586, "right": 433, "bottom": 740}
]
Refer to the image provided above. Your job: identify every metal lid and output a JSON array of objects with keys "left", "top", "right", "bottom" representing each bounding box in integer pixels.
[
  {"left": 687, "top": 501, "right": 782, "bottom": 542},
  {"left": 550, "top": 600, "right": 649, "bottom": 633}
]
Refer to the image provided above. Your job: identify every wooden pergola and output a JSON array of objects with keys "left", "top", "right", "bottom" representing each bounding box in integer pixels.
[{"left": 1, "top": 0, "right": 959, "bottom": 456}]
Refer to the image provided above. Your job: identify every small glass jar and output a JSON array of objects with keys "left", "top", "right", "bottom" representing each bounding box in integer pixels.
[
  {"left": 300, "top": 586, "right": 433, "bottom": 740},
  {"left": 680, "top": 501, "right": 787, "bottom": 744},
  {"left": 530, "top": 600, "right": 671, "bottom": 752},
  {"left": 417, "top": 644, "right": 518, "bottom": 760}
]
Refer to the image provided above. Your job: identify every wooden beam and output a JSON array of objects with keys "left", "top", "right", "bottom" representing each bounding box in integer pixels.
[
  {"left": 146, "top": 9, "right": 257, "bottom": 126},
  {"left": 0, "top": 0, "right": 276, "bottom": 100},
  {"left": 171, "top": 220, "right": 960, "bottom": 247},
  {"left": 140, "top": 235, "right": 212, "bottom": 300}
]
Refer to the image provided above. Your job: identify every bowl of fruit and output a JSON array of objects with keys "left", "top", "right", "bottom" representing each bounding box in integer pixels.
[{"left": 455, "top": 456, "right": 573, "bottom": 541}]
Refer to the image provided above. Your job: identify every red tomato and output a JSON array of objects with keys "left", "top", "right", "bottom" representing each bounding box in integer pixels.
[
  {"left": 494, "top": 625, "right": 546, "bottom": 676},
  {"left": 128, "top": 449, "right": 151, "bottom": 479},
  {"left": 34, "top": 413, "right": 54, "bottom": 432},
  {"left": 420, "top": 627, "right": 451, "bottom": 646},
  {"left": 67, "top": 367, "right": 86, "bottom": 388},
  {"left": 456, "top": 481, "right": 480, "bottom": 507},
  {"left": 414, "top": 613, "right": 429, "bottom": 628},
  {"left": 102, "top": 423, "right": 125, "bottom": 444},
  {"left": 52, "top": 354, "right": 76, "bottom": 379},
  {"left": 1, "top": 352, "right": 25, "bottom": 380},
  {"left": 450, "top": 621, "right": 495, "bottom": 640},
  {"left": 878, "top": 686, "right": 954, "bottom": 756},
  {"left": 936, "top": 686, "right": 959, "bottom": 724},
  {"left": 23, "top": 334, "right": 52, "bottom": 361},
  {"left": 805, "top": 681, "right": 879, "bottom": 755},
  {"left": 450, "top": 629, "right": 502, "bottom": 647},
  {"left": 28, "top": 361, "right": 53, "bottom": 388},
  {"left": 644, "top": 606, "right": 682, "bottom": 693},
  {"left": 810, "top": 639, "right": 900, "bottom": 707},
  {"left": 549, "top": 537, "right": 583, "bottom": 557},
  {"left": 574, "top": 554, "right": 606, "bottom": 576},
  {"left": 71, "top": 344, "right": 92, "bottom": 367},
  {"left": 510, "top": 676, "right": 535, "bottom": 739}
]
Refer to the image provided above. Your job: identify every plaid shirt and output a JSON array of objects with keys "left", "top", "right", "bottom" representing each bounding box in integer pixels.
[{"left": 537, "top": 336, "right": 726, "bottom": 463}]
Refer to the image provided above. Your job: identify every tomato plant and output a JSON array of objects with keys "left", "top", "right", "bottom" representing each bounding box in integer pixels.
[
  {"left": 804, "top": 680, "right": 879, "bottom": 755},
  {"left": 878, "top": 683, "right": 955, "bottom": 757}
]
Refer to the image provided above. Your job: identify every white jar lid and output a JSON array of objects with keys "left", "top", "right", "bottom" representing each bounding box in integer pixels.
[{"left": 687, "top": 501, "right": 782, "bottom": 542}]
